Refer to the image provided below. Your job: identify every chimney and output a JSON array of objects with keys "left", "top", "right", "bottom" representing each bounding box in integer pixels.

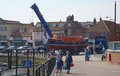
[
  {"left": 93, "top": 17, "right": 96, "bottom": 25},
  {"left": 100, "top": 17, "right": 102, "bottom": 22},
  {"left": 72, "top": 14, "right": 74, "bottom": 21},
  {"left": 31, "top": 22, "right": 34, "bottom": 26}
]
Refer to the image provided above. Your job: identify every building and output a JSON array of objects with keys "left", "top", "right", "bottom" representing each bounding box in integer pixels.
[
  {"left": 0, "top": 18, "right": 34, "bottom": 47},
  {"left": 88, "top": 20, "right": 120, "bottom": 41},
  {"left": 10, "top": 23, "right": 34, "bottom": 47},
  {"left": 32, "top": 21, "right": 65, "bottom": 47},
  {"left": 0, "top": 18, "right": 21, "bottom": 46},
  {"left": 0, "top": 15, "right": 95, "bottom": 47},
  {"left": 32, "top": 15, "right": 85, "bottom": 47}
]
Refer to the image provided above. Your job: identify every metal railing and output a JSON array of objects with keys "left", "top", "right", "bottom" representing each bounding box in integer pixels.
[
  {"left": 0, "top": 48, "right": 56, "bottom": 76},
  {"left": 35, "top": 58, "right": 56, "bottom": 76}
]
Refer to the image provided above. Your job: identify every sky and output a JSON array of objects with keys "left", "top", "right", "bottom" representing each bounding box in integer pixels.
[{"left": 0, "top": 0, "right": 120, "bottom": 24}]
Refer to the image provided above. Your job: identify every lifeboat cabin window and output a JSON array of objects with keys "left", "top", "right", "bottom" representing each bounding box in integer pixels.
[{"left": 60, "top": 34, "right": 63, "bottom": 37}]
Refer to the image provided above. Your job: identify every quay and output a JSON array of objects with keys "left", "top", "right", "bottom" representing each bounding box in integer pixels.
[{"left": 52, "top": 54, "right": 120, "bottom": 76}]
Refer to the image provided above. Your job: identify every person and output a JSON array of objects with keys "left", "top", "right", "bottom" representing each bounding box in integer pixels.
[
  {"left": 102, "top": 46, "right": 106, "bottom": 53},
  {"left": 59, "top": 49, "right": 63, "bottom": 58},
  {"left": 55, "top": 50, "right": 59, "bottom": 55},
  {"left": 101, "top": 49, "right": 107, "bottom": 61},
  {"left": 59, "top": 59, "right": 63, "bottom": 72},
  {"left": 85, "top": 48, "right": 89, "bottom": 61},
  {"left": 65, "top": 51, "right": 73, "bottom": 74},
  {"left": 87, "top": 47, "right": 91, "bottom": 58},
  {"left": 93, "top": 46, "right": 97, "bottom": 56},
  {"left": 56, "top": 53, "right": 61, "bottom": 73}
]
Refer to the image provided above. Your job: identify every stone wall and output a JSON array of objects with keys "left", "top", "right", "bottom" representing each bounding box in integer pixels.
[{"left": 107, "top": 49, "right": 120, "bottom": 64}]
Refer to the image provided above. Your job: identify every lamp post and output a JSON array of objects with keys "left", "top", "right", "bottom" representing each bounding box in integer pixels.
[
  {"left": 106, "top": 1, "right": 117, "bottom": 41},
  {"left": 114, "top": 1, "right": 116, "bottom": 41}
]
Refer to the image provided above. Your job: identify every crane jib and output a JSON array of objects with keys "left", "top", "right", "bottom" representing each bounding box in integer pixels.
[{"left": 31, "top": 3, "right": 52, "bottom": 38}]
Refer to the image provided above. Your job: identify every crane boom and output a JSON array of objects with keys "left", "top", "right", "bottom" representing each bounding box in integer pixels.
[{"left": 31, "top": 3, "right": 52, "bottom": 38}]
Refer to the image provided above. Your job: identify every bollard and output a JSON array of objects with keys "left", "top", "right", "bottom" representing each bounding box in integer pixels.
[{"left": 108, "top": 53, "right": 111, "bottom": 61}]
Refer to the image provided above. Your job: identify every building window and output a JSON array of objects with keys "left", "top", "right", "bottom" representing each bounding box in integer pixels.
[
  {"left": 0, "top": 27, "right": 7, "bottom": 31},
  {"left": 37, "top": 24, "right": 42, "bottom": 27},
  {"left": 53, "top": 34, "right": 57, "bottom": 37},
  {"left": 30, "top": 29, "right": 33, "bottom": 32},
  {"left": 13, "top": 37, "right": 22, "bottom": 40},
  {"left": 67, "top": 29, "right": 71, "bottom": 35},
  {"left": 59, "top": 23, "right": 64, "bottom": 27},
  {"left": 58, "top": 34, "right": 60, "bottom": 37},
  {"left": 102, "top": 32, "right": 106, "bottom": 36},
  {"left": 68, "top": 23, "right": 71, "bottom": 27},
  {"left": 60, "top": 34, "right": 63, "bottom": 37},
  {"left": 60, "top": 30, "right": 64, "bottom": 33},
  {"left": 0, "top": 36, "right": 7, "bottom": 40},
  {"left": 19, "top": 29, "right": 25, "bottom": 33},
  {"left": 52, "top": 24, "right": 57, "bottom": 27},
  {"left": 35, "top": 41, "right": 43, "bottom": 46},
  {"left": 30, "top": 36, "right": 32, "bottom": 40},
  {"left": 37, "top": 32, "right": 40, "bottom": 34}
]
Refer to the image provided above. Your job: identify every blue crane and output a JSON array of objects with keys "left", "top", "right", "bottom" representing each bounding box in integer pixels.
[{"left": 31, "top": 3, "right": 52, "bottom": 38}]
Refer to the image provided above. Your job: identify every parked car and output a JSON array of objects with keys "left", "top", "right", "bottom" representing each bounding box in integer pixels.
[
  {"left": 22, "top": 50, "right": 35, "bottom": 54},
  {"left": 17, "top": 46, "right": 34, "bottom": 54},
  {"left": 0, "top": 46, "right": 5, "bottom": 49},
  {"left": 0, "top": 46, "right": 7, "bottom": 53},
  {"left": 7, "top": 46, "right": 15, "bottom": 49},
  {"left": 17, "top": 46, "right": 30, "bottom": 49}
]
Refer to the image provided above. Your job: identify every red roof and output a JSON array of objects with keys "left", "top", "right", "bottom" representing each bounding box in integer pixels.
[
  {"left": 88, "top": 20, "right": 120, "bottom": 33},
  {"left": 5, "top": 20, "right": 20, "bottom": 24},
  {"left": 104, "top": 20, "right": 120, "bottom": 33}
]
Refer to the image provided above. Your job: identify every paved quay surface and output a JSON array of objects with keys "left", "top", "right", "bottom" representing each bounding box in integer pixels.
[{"left": 54, "top": 54, "right": 120, "bottom": 76}]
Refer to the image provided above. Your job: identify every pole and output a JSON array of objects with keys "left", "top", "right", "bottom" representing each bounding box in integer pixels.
[
  {"left": 27, "top": 50, "right": 30, "bottom": 76},
  {"left": 8, "top": 50, "right": 10, "bottom": 69},
  {"left": 10, "top": 49, "right": 12, "bottom": 69},
  {"left": 114, "top": 1, "right": 116, "bottom": 41},
  {"left": 33, "top": 49, "right": 35, "bottom": 76},
  {"left": 38, "top": 67, "right": 40, "bottom": 76},
  {"left": 16, "top": 50, "right": 18, "bottom": 76}
]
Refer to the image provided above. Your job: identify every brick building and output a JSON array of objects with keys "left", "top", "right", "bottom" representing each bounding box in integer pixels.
[
  {"left": 32, "top": 15, "right": 86, "bottom": 47},
  {"left": 88, "top": 20, "right": 120, "bottom": 42},
  {"left": 35, "top": 15, "right": 84, "bottom": 36}
]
